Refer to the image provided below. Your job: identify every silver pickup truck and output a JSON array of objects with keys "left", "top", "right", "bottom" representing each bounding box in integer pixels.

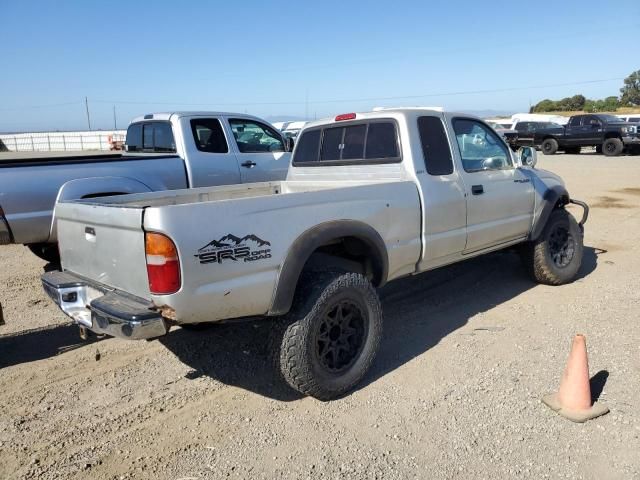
[
  {"left": 0, "top": 112, "right": 292, "bottom": 261},
  {"left": 43, "top": 108, "right": 589, "bottom": 400}
]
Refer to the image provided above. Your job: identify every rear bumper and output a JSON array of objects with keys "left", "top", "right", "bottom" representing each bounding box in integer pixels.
[{"left": 41, "top": 271, "right": 167, "bottom": 340}]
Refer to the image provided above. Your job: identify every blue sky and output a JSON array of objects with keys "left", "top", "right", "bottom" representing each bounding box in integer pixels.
[{"left": 1, "top": 0, "right": 638, "bottom": 132}]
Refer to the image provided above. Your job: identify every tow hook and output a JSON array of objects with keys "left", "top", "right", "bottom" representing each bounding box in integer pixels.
[{"left": 569, "top": 199, "right": 589, "bottom": 230}]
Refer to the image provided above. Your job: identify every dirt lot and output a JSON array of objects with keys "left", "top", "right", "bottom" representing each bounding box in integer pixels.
[{"left": 1, "top": 153, "right": 639, "bottom": 480}]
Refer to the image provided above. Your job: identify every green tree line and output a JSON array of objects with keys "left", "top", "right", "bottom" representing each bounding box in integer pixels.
[{"left": 531, "top": 69, "right": 640, "bottom": 113}]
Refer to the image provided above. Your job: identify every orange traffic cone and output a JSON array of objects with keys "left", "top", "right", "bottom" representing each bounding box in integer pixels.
[{"left": 542, "top": 334, "right": 609, "bottom": 423}]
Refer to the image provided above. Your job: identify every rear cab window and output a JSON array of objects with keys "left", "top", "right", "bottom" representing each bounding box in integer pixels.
[
  {"left": 293, "top": 119, "right": 400, "bottom": 166},
  {"left": 190, "top": 118, "right": 229, "bottom": 153},
  {"left": 126, "top": 121, "right": 176, "bottom": 153}
]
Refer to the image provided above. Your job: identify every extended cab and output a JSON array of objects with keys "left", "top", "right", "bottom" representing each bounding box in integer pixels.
[
  {"left": 42, "top": 108, "right": 588, "bottom": 400},
  {"left": 533, "top": 113, "right": 640, "bottom": 156},
  {"left": 0, "top": 112, "right": 292, "bottom": 261}
]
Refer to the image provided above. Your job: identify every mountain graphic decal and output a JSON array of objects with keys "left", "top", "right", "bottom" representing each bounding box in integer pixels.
[{"left": 198, "top": 234, "right": 271, "bottom": 252}]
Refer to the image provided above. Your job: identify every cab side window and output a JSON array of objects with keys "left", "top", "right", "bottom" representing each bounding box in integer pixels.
[
  {"left": 452, "top": 119, "right": 512, "bottom": 172},
  {"left": 229, "top": 119, "right": 284, "bottom": 153},
  {"left": 569, "top": 116, "right": 582, "bottom": 127}
]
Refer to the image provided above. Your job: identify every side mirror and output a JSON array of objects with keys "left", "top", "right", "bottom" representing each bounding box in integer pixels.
[
  {"left": 517, "top": 146, "right": 537, "bottom": 168},
  {"left": 285, "top": 137, "right": 295, "bottom": 152}
]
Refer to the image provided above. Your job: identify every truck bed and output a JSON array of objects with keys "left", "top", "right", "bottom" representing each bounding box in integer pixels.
[
  {"left": 56, "top": 179, "right": 422, "bottom": 317},
  {"left": 0, "top": 152, "right": 178, "bottom": 168}
]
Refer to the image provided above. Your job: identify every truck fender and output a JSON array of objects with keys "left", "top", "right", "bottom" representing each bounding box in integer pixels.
[
  {"left": 529, "top": 185, "right": 569, "bottom": 241},
  {"left": 48, "top": 176, "right": 154, "bottom": 241},
  {"left": 268, "top": 220, "right": 389, "bottom": 316}
]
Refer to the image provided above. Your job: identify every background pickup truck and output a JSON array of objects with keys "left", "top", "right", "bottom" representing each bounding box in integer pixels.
[
  {"left": 43, "top": 108, "right": 588, "bottom": 400},
  {"left": 0, "top": 111, "right": 292, "bottom": 261},
  {"left": 533, "top": 113, "right": 640, "bottom": 156}
]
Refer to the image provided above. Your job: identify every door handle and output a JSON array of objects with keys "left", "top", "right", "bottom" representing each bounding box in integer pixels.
[
  {"left": 514, "top": 178, "right": 531, "bottom": 183},
  {"left": 241, "top": 161, "right": 257, "bottom": 168},
  {"left": 471, "top": 185, "right": 484, "bottom": 195}
]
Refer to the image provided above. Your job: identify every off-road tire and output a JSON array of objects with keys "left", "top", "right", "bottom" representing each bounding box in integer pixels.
[
  {"left": 522, "top": 209, "right": 583, "bottom": 285},
  {"left": 276, "top": 271, "right": 382, "bottom": 400},
  {"left": 541, "top": 138, "right": 558, "bottom": 155},
  {"left": 564, "top": 147, "right": 580, "bottom": 154},
  {"left": 27, "top": 243, "right": 60, "bottom": 264},
  {"left": 602, "top": 138, "right": 623, "bottom": 157}
]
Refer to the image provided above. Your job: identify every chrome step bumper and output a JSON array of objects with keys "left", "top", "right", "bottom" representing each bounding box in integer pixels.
[{"left": 41, "top": 271, "right": 167, "bottom": 340}]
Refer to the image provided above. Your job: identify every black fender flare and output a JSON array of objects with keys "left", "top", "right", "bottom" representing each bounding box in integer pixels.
[
  {"left": 529, "top": 185, "right": 569, "bottom": 241},
  {"left": 268, "top": 220, "right": 388, "bottom": 316}
]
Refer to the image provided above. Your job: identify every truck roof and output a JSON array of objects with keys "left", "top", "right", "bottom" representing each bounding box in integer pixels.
[
  {"left": 301, "top": 108, "right": 477, "bottom": 130},
  {"left": 129, "top": 111, "right": 274, "bottom": 125}
]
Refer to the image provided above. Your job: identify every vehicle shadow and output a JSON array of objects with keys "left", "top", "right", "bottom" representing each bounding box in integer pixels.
[
  {"left": 0, "top": 323, "right": 101, "bottom": 369},
  {"left": 159, "top": 246, "right": 600, "bottom": 401}
]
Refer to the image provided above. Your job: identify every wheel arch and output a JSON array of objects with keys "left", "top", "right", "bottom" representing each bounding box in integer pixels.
[
  {"left": 603, "top": 132, "right": 622, "bottom": 141},
  {"left": 269, "top": 220, "right": 389, "bottom": 315},
  {"left": 529, "top": 185, "right": 570, "bottom": 241}
]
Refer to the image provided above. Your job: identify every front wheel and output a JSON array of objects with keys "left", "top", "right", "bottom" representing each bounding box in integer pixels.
[
  {"left": 522, "top": 209, "right": 583, "bottom": 285},
  {"left": 277, "top": 271, "right": 382, "bottom": 400},
  {"left": 602, "top": 138, "right": 623, "bottom": 157}
]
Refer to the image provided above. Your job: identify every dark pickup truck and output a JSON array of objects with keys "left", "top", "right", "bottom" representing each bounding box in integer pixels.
[{"left": 534, "top": 114, "right": 640, "bottom": 156}]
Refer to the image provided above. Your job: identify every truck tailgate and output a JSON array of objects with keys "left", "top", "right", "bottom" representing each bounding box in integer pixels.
[{"left": 55, "top": 202, "right": 150, "bottom": 299}]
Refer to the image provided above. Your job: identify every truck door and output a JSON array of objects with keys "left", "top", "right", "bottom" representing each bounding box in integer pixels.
[
  {"left": 564, "top": 115, "right": 583, "bottom": 146},
  {"left": 225, "top": 118, "right": 290, "bottom": 183},
  {"left": 450, "top": 118, "right": 534, "bottom": 253},
  {"left": 514, "top": 122, "right": 533, "bottom": 146},
  {"left": 415, "top": 115, "right": 467, "bottom": 268},
  {"left": 179, "top": 117, "right": 242, "bottom": 188},
  {"left": 582, "top": 115, "right": 603, "bottom": 143}
]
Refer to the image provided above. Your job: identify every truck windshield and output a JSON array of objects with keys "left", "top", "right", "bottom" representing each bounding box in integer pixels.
[{"left": 126, "top": 122, "right": 176, "bottom": 153}]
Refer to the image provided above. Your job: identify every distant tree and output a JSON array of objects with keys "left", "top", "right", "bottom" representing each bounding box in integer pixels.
[
  {"left": 585, "top": 96, "right": 620, "bottom": 112},
  {"left": 532, "top": 99, "right": 556, "bottom": 112},
  {"left": 620, "top": 70, "right": 640, "bottom": 106}
]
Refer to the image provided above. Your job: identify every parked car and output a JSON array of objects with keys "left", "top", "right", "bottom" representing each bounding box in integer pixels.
[
  {"left": 533, "top": 114, "right": 640, "bottom": 156},
  {"left": 272, "top": 121, "right": 308, "bottom": 140},
  {"left": 43, "top": 108, "right": 589, "bottom": 400},
  {"left": 616, "top": 114, "right": 640, "bottom": 124},
  {"left": 512, "top": 121, "right": 562, "bottom": 147},
  {"left": 0, "top": 112, "right": 292, "bottom": 261},
  {"left": 487, "top": 121, "right": 519, "bottom": 150}
]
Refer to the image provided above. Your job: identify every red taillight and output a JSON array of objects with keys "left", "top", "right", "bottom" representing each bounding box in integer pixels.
[
  {"left": 335, "top": 113, "right": 356, "bottom": 121},
  {"left": 145, "top": 232, "right": 181, "bottom": 295}
]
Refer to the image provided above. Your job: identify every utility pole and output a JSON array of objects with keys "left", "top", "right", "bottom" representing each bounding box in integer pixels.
[
  {"left": 113, "top": 105, "right": 117, "bottom": 129},
  {"left": 85, "top": 96, "right": 92, "bottom": 131},
  {"left": 305, "top": 89, "right": 309, "bottom": 120}
]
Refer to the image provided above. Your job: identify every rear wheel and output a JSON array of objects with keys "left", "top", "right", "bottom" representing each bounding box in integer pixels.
[
  {"left": 541, "top": 138, "right": 558, "bottom": 155},
  {"left": 276, "top": 271, "right": 382, "bottom": 400},
  {"left": 522, "top": 209, "right": 583, "bottom": 285},
  {"left": 602, "top": 138, "right": 624, "bottom": 157},
  {"left": 27, "top": 243, "right": 60, "bottom": 264}
]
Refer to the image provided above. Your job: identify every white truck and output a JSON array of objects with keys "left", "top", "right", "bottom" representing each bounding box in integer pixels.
[
  {"left": 0, "top": 112, "right": 292, "bottom": 262},
  {"left": 42, "top": 108, "right": 589, "bottom": 400}
]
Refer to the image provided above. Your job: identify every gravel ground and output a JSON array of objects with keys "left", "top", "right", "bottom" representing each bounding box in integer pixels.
[{"left": 1, "top": 153, "right": 639, "bottom": 479}]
